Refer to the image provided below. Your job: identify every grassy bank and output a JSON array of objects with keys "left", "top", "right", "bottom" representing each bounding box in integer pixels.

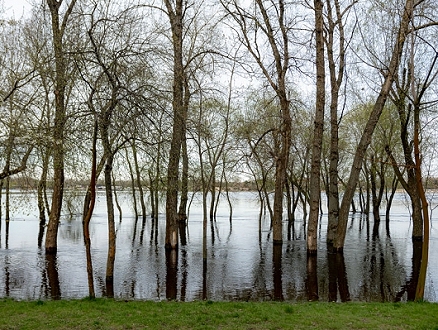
[{"left": 1, "top": 299, "right": 437, "bottom": 329}]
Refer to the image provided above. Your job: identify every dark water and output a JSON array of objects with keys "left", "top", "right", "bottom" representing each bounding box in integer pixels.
[{"left": 0, "top": 191, "right": 437, "bottom": 302}]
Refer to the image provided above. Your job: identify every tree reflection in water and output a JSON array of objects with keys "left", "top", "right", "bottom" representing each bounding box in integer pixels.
[
  {"left": 45, "top": 253, "right": 61, "bottom": 300},
  {"left": 396, "top": 240, "right": 422, "bottom": 301},
  {"left": 0, "top": 192, "right": 435, "bottom": 302},
  {"left": 305, "top": 254, "right": 318, "bottom": 301},
  {"left": 328, "top": 252, "right": 350, "bottom": 302},
  {"left": 273, "top": 244, "right": 283, "bottom": 301},
  {"left": 166, "top": 248, "right": 178, "bottom": 300}
]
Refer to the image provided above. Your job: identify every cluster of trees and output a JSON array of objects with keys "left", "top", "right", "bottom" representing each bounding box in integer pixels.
[{"left": 0, "top": 0, "right": 437, "bottom": 299}]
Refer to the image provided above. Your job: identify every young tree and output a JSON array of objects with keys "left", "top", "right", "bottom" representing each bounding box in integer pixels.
[
  {"left": 333, "top": 0, "right": 417, "bottom": 251},
  {"left": 163, "top": 0, "right": 186, "bottom": 250},
  {"left": 44, "top": 0, "right": 77, "bottom": 255},
  {"left": 221, "top": 0, "right": 293, "bottom": 244},
  {"left": 324, "top": 0, "right": 356, "bottom": 247},
  {"left": 306, "top": 0, "right": 325, "bottom": 254}
]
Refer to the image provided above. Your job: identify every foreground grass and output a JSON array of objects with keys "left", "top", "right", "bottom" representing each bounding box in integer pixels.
[{"left": 0, "top": 299, "right": 437, "bottom": 330}]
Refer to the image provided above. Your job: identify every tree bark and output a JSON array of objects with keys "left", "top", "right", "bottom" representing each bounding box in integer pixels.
[
  {"left": 164, "top": 0, "right": 186, "bottom": 250},
  {"left": 307, "top": 0, "right": 325, "bottom": 254},
  {"left": 82, "top": 120, "right": 98, "bottom": 299},
  {"left": 325, "top": 0, "right": 348, "bottom": 247},
  {"left": 414, "top": 102, "right": 429, "bottom": 301},
  {"left": 45, "top": 0, "right": 77, "bottom": 255}
]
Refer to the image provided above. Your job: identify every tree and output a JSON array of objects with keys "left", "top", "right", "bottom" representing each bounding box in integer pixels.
[
  {"left": 333, "top": 0, "right": 416, "bottom": 251},
  {"left": 324, "top": 0, "right": 356, "bottom": 247},
  {"left": 79, "top": 0, "right": 152, "bottom": 296},
  {"left": 45, "top": 0, "right": 77, "bottom": 255},
  {"left": 221, "top": 0, "right": 292, "bottom": 244},
  {"left": 163, "top": 0, "right": 186, "bottom": 250},
  {"left": 306, "top": 0, "right": 325, "bottom": 254}
]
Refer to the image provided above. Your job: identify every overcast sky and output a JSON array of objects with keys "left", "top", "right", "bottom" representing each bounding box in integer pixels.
[{"left": 3, "top": 0, "right": 32, "bottom": 19}]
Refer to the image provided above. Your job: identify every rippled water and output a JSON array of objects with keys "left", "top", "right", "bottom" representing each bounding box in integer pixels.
[{"left": 0, "top": 191, "right": 437, "bottom": 302}]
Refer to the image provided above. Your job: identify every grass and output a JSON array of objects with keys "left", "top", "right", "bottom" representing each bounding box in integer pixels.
[{"left": 0, "top": 299, "right": 437, "bottom": 329}]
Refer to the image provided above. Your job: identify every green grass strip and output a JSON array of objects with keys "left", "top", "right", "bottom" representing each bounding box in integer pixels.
[{"left": 0, "top": 299, "right": 437, "bottom": 329}]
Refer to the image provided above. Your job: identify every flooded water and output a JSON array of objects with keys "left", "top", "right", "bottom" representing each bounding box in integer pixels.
[{"left": 0, "top": 191, "right": 437, "bottom": 302}]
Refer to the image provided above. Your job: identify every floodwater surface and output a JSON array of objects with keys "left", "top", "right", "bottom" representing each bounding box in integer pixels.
[{"left": 0, "top": 191, "right": 437, "bottom": 302}]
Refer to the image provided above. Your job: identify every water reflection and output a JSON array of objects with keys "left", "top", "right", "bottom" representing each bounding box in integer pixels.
[
  {"left": 180, "top": 248, "right": 188, "bottom": 301},
  {"left": 165, "top": 248, "right": 178, "bottom": 300},
  {"left": 327, "top": 252, "right": 350, "bottom": 302},
  {"left": 396, "top": 240, "right": 422, "bottom": 301},
  {"left": 45, "top": 253, "right": 61, "bottom": 300},
  {"left": 0, "top": 191, "right": 436, "bottom": 302},
  {"left": 305, "top": 254, "right": 318, "bottom": 301},
  {"left": 4, "top": 254, "right": 10, "bottom": 297},
  {"left": 273, "top": 244, "right": 283, "bottom": 301}
]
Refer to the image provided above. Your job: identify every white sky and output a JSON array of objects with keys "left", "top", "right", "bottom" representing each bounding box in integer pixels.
[{"left": 3, "top": 0, "right": 33, "bottom": 19}]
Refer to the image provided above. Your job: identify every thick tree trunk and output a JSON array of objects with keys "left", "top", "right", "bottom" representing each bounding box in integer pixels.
[
  {"left": 414, "top": 104, "right": 429, "bottom": 301},
  {"left": 45, "top": 0, "right": 77, "bottom": 255},
  {"left": 307, "top": 0, "right": 325, "bottom": 254},
  {"left": 104, "top": 154, "right": 116, "bottom": 298},
  {"left": 333, "top": 0, "right": 414, "bottom": 251},
  {"left": 326, "top": 0, "right": 347, "bottom": 247},
  {"left": 164, "top": 0, "right": 185, "bottom": 250}
]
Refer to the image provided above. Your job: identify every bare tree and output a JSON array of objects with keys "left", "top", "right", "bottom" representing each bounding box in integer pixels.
[
  {"left": 163, "top": 0, "right": 186, "bottom": 250},
  {"left": 221, "top": 0, "right": 292, "bottom": 244},
  {"left": 333, "top": 0, "right": 416, "bottom": 251},
  {"left": 306, "top": 0, "right": 325, "bottom": 254},
  {"left": 45, "top": 0, "right": 77, "bottom": 255}
]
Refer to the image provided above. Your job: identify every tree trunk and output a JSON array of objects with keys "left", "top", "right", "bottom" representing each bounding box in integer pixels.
[
  {"left": 223, "top": 0, "right": 292, "bottom": 245},
  {"left": 112, "top": 172, "right": 123, "bottom": 223},
  {"left": 37, "top": 150, "right": 50, "bottom": 248},
  {"left": 307, "top": 0, "right": 325, "bottom": 254},
  {"left": 209, "top": 168, "right": 216, "bottom": 221},
  {"left": 326, "top": 0, "right": 347, "bottom": 247},
  {"left": 45, "top": 0, "right": 77, "bottom": 255},
  {"left": 126, "top": 148, "right": 139, "bottom": 220},
  {"left": 104, "top": 153, "right": 116, "bottom": 298},
  {"left": 164, "top": 0, "right": 185, "bottom": 250},
  {"left": 178, "top": 136, "right": 189, "bottom": 222},
  {"left": 132, "top": 142, "right": 146, "bottom": 221},
  {"left": 414, "top": 103, "right": 429, "bottom": 301},
  {"left": 82, "top": 120, "right": 98, "bottom": 299},
  {"left": 100, "top": 108, "right": 116, "bottom": 297}
]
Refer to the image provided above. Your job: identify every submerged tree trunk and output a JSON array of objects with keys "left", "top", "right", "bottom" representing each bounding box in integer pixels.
[
  {"left": 37, "top": 150, "right": 50, "bottom": 248},
  {"left": 413, "top": 102, "right": 429, "bottom": 301},
  {"left": 82, "top": 120, "right": 98, "bottom": 299},
  {"left": 307, "top": 0, "right": 325, "bottom": 254},
  {"left": 326, "top": 0, "right": 349, "bottom": 247},
  {"left": 370, "top": 155, "right": 385, "bottom": 222},
  {"left": 164, "top": 0, "right": 186, "bottom": 250},
  {"left": 104, "top": 151, "right": 116, "bottom": 298}
]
